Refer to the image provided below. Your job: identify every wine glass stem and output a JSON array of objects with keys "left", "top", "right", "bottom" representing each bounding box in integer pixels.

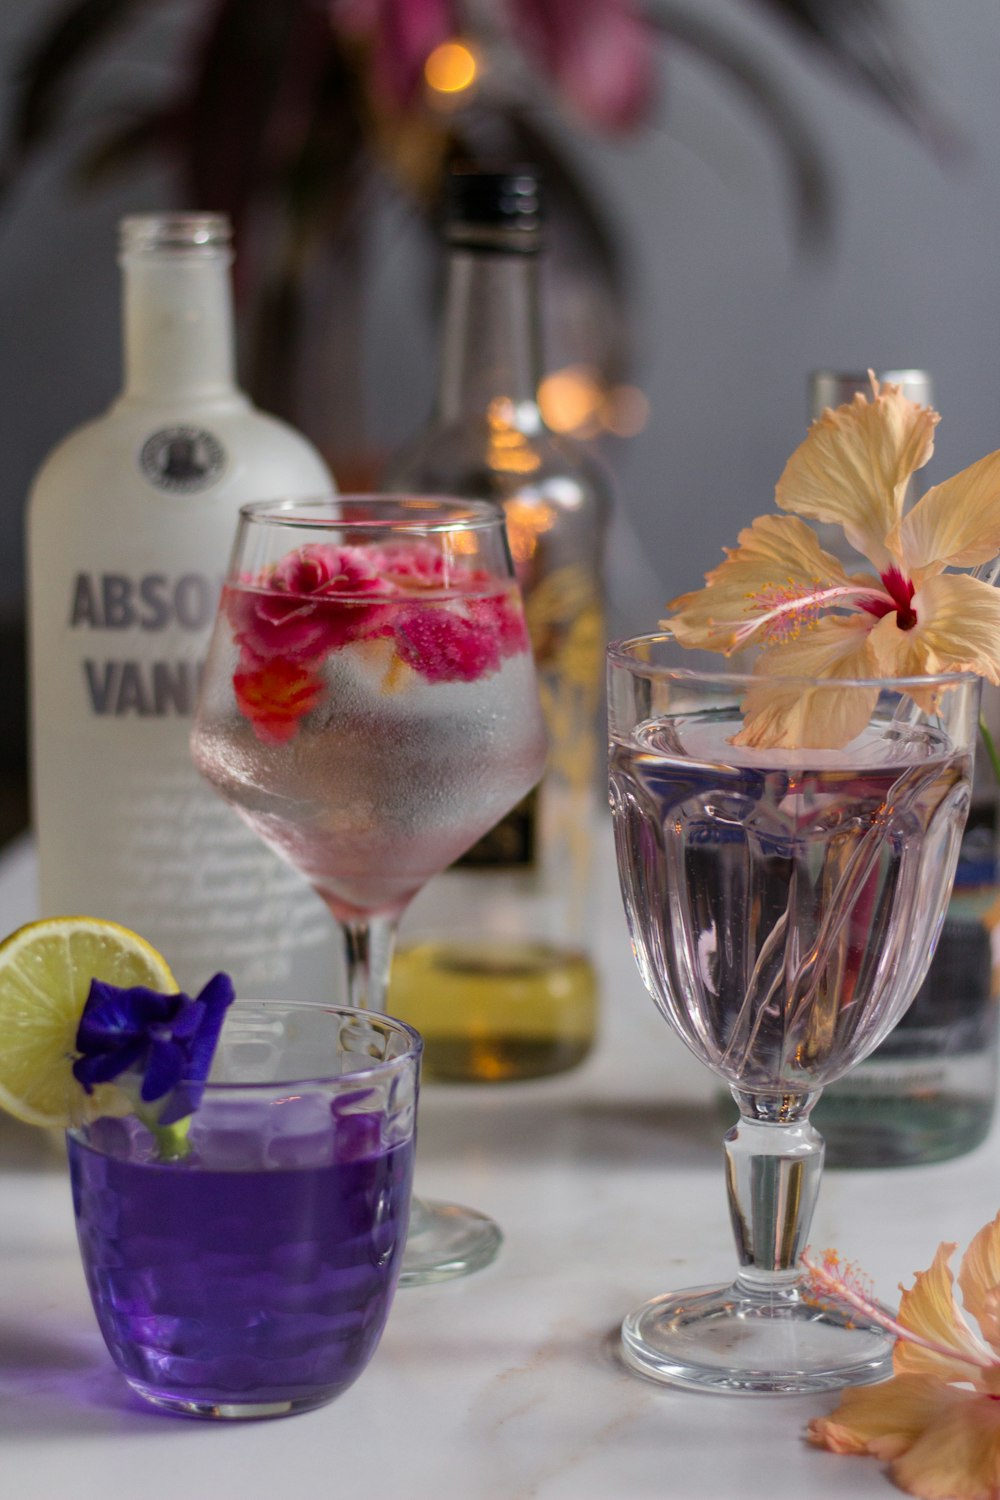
[
  {"left": 724, "top": 1094, "right": 824, "bottom": 1293},
  {"left": 341, "top": 914, "right": 398, "bottom": 1013}
]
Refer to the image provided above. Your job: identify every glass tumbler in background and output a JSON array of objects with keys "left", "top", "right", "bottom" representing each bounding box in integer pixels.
[{"left": 68, "top": 1002, "right": 420, "bottom": 1419}]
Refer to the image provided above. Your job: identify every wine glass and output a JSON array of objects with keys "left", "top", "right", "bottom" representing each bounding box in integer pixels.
[
  {"left": 191, "top": 496, "right": 548, "bottom": 1284},
  {"left": 607, "top": 632, "right": 979, "bottom": 1393}
]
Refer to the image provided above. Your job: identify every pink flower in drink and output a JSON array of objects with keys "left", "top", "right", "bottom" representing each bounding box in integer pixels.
[
  {"left": 394, "top": 601, "right": 503, "bottom": 683},
  {"left": 227, "top": 544, "right": 394, "bottom": 662},
  {"left": 233, "top": 656, "right": 326, "bottom": 744},
  {"left": 372, "top": 540, "right": 455, "bottom": 590},
  {"left": 468, "top": 588, "right": 532, "bottom": 655},
  {"left": 229, "top": 540, "right": 531, "bottom": 738},
  {"left": 393, "top": 580, "right": 531, "bottom": 684}
]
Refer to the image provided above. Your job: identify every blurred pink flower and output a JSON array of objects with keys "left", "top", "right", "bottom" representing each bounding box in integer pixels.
[
  {"left": 504, "top": 0, "right": 658, "bottom": 132},
  {"left": 332, "top": 0, "right": 657, "bottom": 132},
  {"left": 331, "top": 0, "right": 458, "bottom": 110}
]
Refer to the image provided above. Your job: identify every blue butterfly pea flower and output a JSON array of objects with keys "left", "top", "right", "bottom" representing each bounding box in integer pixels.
[{"left": 73, "top": 972, "right": 235, "bottom": 1127}]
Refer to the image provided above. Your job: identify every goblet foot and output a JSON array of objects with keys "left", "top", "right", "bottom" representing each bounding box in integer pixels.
[
  {"left": 399, "top": 1195, "right": 502, "bottom": 1287},
  {"left": 620, "top": 1279, "right": 893, "bottom": 1395}
]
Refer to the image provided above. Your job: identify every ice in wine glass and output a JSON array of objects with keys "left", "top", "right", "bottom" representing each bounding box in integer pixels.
[{"left": 192, "top": 497, "right": 547, "bottom": 1283}]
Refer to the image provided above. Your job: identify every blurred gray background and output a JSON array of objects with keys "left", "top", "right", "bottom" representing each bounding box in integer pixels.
[{"left": 1, "top": 0, "right": 999, "bottom": 834}]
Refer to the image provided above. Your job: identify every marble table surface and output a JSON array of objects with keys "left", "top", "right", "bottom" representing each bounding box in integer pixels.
[{"left": 1, "top": 827, "right": 995, "bottom": 1500}]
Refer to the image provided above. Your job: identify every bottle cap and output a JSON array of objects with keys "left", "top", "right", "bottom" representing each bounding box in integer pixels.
[
  {"left": 809, "top": 368, "right": 933, "bottom": 418},
  {"left": 119, "top": 213, "right": 232, "bottom": 256},
  {"left": 445, "top": 167, "right": 542, "bottom": 254}
]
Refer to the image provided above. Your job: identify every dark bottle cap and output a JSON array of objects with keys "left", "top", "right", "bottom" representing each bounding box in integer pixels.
[{"left": 445, "top": 166, "right": 543, "bottom": 254}]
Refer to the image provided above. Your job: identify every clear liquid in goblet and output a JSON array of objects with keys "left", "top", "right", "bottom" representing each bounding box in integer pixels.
[
  {"left": 193, "top": 587, "right": 547, "bottom": 922},
  {"left": 610, "top": 710, "right": 971, "bottom": 1095}
]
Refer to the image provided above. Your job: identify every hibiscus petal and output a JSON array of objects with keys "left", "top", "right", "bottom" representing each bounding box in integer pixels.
[
  {"left": 890, "top": 1390, "right": 1000, "bottom": 1500},
  {"left": 666, "top": 514, "right": 858, "bottom": 654},
  {"left": 959, "top": 1211, "right": 1000, "bottom": 1356},
  {"left": 808, "top": 1373, "right": 967, "bottom": 1460},
  {"left": 895, "top": 1241, "right": 994, "bottom": 1385},
  {"left": 869, "top": 575, "right": 1000, "bottom": 686},
  {"left": 888, "top": 448, "right": 1000, "bottom": 582},
  {"left": 731, "top": 616, "right": 880, "bottom": 750},
  {"left": 776, "top": 377, "right": 938, "bottom": 573}
]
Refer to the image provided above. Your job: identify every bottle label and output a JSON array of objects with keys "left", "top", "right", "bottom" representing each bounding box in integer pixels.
[
  {"left": 455, "top": 567, "right": 603, "bottom": 874},
  {"left": 139, "top": 426, "right": 227, "bottom": 493},
  {"left": 458, "top": 789, "right": 538, "bottom": 868},
  {"left": 37, "top": 566, "right": 335, "bottom": 997},
  {"left": 69, "top": 568, "right": 220, "bottom": 716}
]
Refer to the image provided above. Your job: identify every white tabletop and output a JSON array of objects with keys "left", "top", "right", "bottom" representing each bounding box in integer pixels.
[{"left": 1, "top": 826, "right": 995, "bottom": 1500}]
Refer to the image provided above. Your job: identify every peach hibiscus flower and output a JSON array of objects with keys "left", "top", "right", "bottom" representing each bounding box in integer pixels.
[
  {"left": 806, "top": 1216, "right": 1000, "bottom": 1500},
  {"left": 666, "top": 375, "right": 1000, "bottom": 749}
]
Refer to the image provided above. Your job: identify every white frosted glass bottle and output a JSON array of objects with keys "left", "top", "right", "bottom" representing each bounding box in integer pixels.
[{"left": 27, "top": 213, "right": 339, "bottom": 996}]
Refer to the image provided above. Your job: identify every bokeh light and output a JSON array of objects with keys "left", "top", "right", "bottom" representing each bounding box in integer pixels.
[
  {"left": 538, "top": 365, "right": 604, "bottom": 438},
  {"left": 602, "top": 384, "right": 650, "bottom": 438},
  {"left": 424, "top": 40, "right": 479, "bottom": 97}
]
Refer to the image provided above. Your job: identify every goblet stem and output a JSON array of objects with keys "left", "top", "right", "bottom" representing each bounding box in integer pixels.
[
  {"left": 724, "top": 1091, "right": 823, "bottom": 1292},
  {"left": 338, "top": 907, "right": 503, "bottom": 1286},
  {"left": 341, "top": 915, "right": 397, "bottom": 1013},
  {"left": 620, "top": 1087, "right": 893, "bottom": 1392}
]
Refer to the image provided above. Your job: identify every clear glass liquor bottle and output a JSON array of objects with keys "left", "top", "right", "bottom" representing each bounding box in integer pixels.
[
  {"left": 806, "top": 368, "right": 999, "bottom": 1164},
  {"left": 28, "top": 213, "right": 340, "bottom": 997},
  {"left": 384, "top": 167, "right": 609, "bottom": 1081}
]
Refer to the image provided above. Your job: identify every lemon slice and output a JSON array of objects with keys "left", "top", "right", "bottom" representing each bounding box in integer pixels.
[{"left": 0, "top": 916, "right": 176, "bottom": 1128}]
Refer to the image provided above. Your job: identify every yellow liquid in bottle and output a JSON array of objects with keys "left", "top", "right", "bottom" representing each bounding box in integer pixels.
[{"left": 389, "top": 940, "right": 597, "bottom": 1082}]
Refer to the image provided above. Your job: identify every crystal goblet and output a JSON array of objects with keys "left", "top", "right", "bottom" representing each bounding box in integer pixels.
[
  {"left": 608, "top": 633, "right": 978, "bottom": 1394},
  {"left": 191, "top": 497, "right": 548, "bottom": 1284}
]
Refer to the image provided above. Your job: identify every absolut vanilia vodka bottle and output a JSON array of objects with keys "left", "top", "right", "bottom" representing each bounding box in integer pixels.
[
  {"left": 385, "top": 167, "right": 609, "bottom": 1081},
  {"left": 28, "top": 213, "right": 338, "bottom": 995}
]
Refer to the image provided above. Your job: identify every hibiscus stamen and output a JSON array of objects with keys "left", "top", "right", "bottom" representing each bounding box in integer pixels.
[
  {"left": 802, "top": 1249, "right": 1000, "bottom": 1372},
  {"left": 734, "top": 580, "right": 890, "bottom": 647},
  {"left": 880, "top": 566, "right": 918, "bottom": 630}
]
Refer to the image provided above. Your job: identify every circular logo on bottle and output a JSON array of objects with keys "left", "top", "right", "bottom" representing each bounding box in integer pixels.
[{"left": 139, "top": 426, "right": 226, "bottom": 493}]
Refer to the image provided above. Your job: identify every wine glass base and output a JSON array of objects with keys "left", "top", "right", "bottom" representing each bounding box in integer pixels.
[
  {"left": 620, "top": 1280, "right": 894, "bottom": 1395},
  {"left": 399, "top": 1196, "right": 502, "bottom": 1287}
]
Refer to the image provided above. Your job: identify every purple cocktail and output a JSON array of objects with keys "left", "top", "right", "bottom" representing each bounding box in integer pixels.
[{"left": 68, "top": 1001, "right": 420, "bottom": 1419}]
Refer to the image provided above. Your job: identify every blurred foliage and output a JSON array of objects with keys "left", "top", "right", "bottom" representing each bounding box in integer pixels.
[{"left": 0, "top": 0, "right": 942, "bottom": 460}]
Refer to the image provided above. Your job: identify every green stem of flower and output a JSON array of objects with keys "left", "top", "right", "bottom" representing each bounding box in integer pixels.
[
  {"left": 149, "top": 1119, "right": 192, "bottom": 1162},
  {"left": 979, "top": 714, "right": 1000, "bottom": 786}
]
